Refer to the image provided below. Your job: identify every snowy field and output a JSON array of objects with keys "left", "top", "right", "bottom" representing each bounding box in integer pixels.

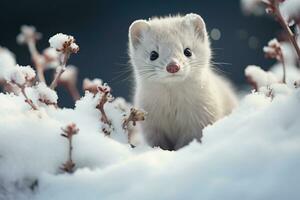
[{"left": 0, "top": 68, "right": 300, "bottom": 200}]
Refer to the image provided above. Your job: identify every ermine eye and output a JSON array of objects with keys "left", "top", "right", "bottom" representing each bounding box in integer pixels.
[
  {"left": 184, "top": 48, "right": 192, "bottom": 57},
  {"left": 150, "top": 51, "right": 159, "bottom": 61}
]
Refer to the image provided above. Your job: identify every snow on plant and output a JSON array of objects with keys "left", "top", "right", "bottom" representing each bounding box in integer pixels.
[
  {"left": 49, "top": 33, "right": 79, "bottom": 90},
  {"left": 262, "top": 0, "right": 300, "bottom": 60},
  {"left": 245, "top": 65, "right": 279, "bottom": 90},
  {"left": 241, "top": 0, "right": 300, "bottom": 62},
  {"left": 35, "top": 82, "right": 58, "bottom": 106},
  {"left": 5, "top": 65, "right": 38, "bottom": 110},
  {"left": 242, "top": 0, "right": 300, "bottom": 95},
  {"left": 263, "top": 38, "right": 286, "bottom": 82}
]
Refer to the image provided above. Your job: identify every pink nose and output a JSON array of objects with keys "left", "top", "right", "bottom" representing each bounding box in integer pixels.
[{"left": 166, "top": 63, "right": 180, "bottom": 73}]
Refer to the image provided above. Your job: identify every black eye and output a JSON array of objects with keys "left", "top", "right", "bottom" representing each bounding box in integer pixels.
[
  {"left": 184, "top": 48, "right": 192, "bottom": 57},
  {"left": 150, "top": 51, "right": 159, "bottom": 61}
]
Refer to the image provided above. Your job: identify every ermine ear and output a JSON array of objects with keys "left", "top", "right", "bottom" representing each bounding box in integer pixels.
[
  {"left": 183, "top": 13, "right": 206, "bottom": 39},
  {"left": 129, "top": 20, "right": 150, "bottom": 48}
]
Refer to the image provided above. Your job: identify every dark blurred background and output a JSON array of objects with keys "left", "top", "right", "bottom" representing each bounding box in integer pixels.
[{"left": 0, "top": 0, "right": 280, "bottom": 107}]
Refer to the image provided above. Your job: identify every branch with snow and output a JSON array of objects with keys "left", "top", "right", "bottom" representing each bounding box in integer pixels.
[
  {"left": 262, "top": 0, "right": 300, "bottom": 62},
  {"left": 5, "top": 65, "right": 38, "bottom": 110},
  {"left": 49, "top": 33, "right": 79, "bottom": 90}
]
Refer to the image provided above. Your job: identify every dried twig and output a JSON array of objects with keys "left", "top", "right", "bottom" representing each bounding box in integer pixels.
[
  {"left": 60, "top": 123, "right": 79, "bottom": 173},
  {"left": 50, "top": 54, "right": 69, "bottom": 90},
  {"left": 96, "top": 84, "right": 114, "bottom": 126}
]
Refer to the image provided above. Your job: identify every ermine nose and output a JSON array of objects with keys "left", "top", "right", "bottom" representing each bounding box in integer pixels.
[{"left": 166, "top": 63, "right": 180, "bottom": 73}]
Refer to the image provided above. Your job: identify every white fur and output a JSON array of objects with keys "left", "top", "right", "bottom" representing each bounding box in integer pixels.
[{"left": 128, "top": 14, "right": 238, "bottom": 150}]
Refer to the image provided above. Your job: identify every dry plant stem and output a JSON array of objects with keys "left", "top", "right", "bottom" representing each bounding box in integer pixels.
[
  {"left": 50, "top": 53, "right": 69, "bottom": 89},
  {"left": 20, "top": 86, "right": 38, "bottom": 110},
  {"left": 272, "top": 1, "right": 300, "bottom": 64},
  {"left": 61, "top": 124, "right": 78, "bottom": 173},
  {"left": 97, "top": 94, "right": 110, "bottom": 125},
  {"left": 27, "top": 40, "right": 46, "bottom": 82}
]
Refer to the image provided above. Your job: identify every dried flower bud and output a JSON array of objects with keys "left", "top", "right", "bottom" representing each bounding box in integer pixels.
[{"left": 61, "top": 123, "right": 79, "bottom": 138}]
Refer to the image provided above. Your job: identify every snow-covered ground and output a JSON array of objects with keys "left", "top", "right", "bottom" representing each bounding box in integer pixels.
[{"left": 0, "top": 64, "right": 300, "bottom": 200}]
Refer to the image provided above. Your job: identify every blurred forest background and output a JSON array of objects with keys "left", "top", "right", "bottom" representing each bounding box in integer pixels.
[{"left": 0, "top": 0, "right": 280, "bottom": 107}]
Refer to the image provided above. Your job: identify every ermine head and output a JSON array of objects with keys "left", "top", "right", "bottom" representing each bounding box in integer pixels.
[{"left": 128, "top": 13, "right": 211, "bottom": 83}]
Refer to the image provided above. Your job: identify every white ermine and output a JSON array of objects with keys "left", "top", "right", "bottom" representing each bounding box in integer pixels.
[{"left": 128, "top": 13, "right": 238, "bottom": 150}]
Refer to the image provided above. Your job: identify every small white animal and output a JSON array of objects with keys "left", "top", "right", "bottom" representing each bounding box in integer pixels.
[{"left": 128, "top": 13, "right": 238, "bottom": 150}]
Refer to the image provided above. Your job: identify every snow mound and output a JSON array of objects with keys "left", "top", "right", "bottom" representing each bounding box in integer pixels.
[{"left": 0, "top": 86, "right": 300, "bottom": 199}]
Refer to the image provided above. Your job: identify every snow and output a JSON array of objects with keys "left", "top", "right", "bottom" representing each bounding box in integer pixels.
[
  {"left": 245, "top": 65, "right": 279, "bottom": 88},
  {"left": 0, "top": 47, "right": 16, "bottom": 80},
  {"left": 35, "top": 82, "right": 58, "bottom": 105},
  {"left": 5, "top": 65, "right": 36, "bottom": 86},
  {"left": 48, "top": 33, "right": 78, "bottom": 52},
  {"left": 0, "top": 86, "right": 300, "bottom": 199},
  {"left": 49, "top": 33, "right": 70, "bottom": 50}
]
